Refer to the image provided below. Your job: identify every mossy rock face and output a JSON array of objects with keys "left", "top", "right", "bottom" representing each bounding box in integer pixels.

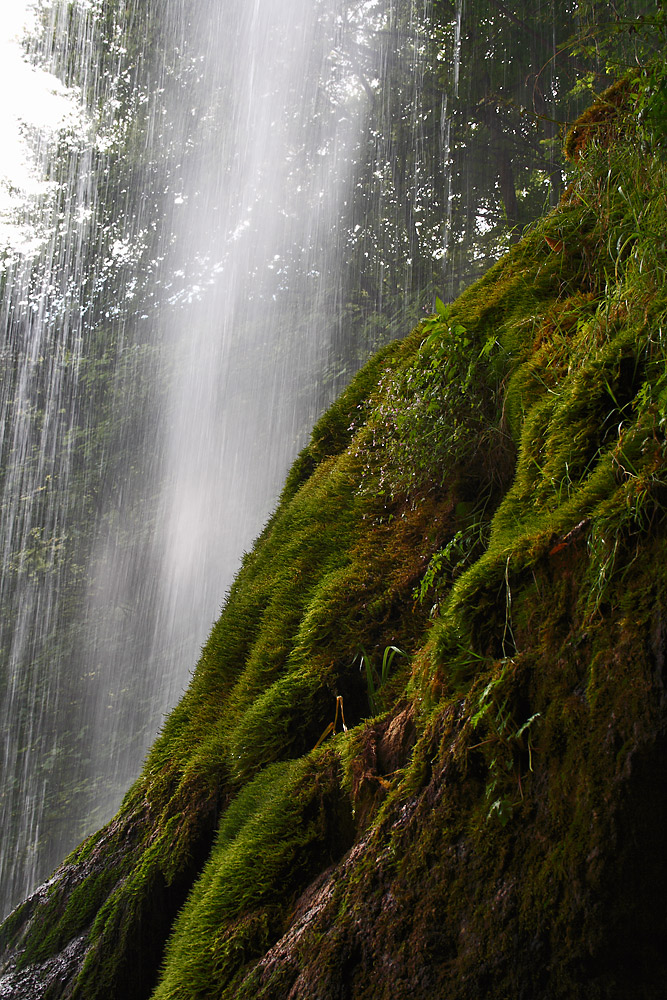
[
  {"left": 2, "top": 83, "right": 667, "bottom": 999},
  {"left": 564, "top": 76, "right": 637, "bottom": 162}
]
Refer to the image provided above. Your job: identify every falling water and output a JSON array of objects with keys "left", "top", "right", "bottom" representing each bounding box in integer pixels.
[
  {"left": 0, "top": 0, "right": 172, "bottom": 915},
  {"left": 3, "top": 0, "right": 612, "bottom": 921},
  {"left": 80, "top": 0, "right": 388, "bottom": 816},
  {"left": 0, "top": 0, "right": 444, "bottom": 919}
]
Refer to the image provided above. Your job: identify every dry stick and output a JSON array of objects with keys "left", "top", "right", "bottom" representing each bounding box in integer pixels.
[{"left": 312, "top": 695, "right": 347, "bottom": 751}]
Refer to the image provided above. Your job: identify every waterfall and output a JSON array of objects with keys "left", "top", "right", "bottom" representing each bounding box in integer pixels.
[
  {"left": 0, "top": 0, "right": 646, "bottom": 929},
  {"left": 0, "top": 0, "right": 129, "bottom": 915},
  {"left": 0, "top": 0, "right": 442, "bottom": 919},
  {"left": 80, "top": 0, "right": 385, "bottom": 826}
]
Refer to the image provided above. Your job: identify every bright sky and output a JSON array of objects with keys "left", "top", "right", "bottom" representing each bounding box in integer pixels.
[{"left": 0, "top": 0, "right": 81, "bottom": 251}]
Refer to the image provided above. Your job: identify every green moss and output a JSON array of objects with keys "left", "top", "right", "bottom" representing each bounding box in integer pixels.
[
  {"left": 152, "top": 753, "right": 352, "bottom": 1000},
  {"left": 307, "top": 339, "right": 402, "bottom": 467},
  {"left": 224, "top": 671, "right": 330, "bottom": 783},
  {"left": 15, "top": 821, "right": 132, "bottom": 969}
]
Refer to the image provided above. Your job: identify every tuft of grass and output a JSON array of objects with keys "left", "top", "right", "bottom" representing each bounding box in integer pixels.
[{"left": 356, "top": 645, "right": 405, "bottom": 716}]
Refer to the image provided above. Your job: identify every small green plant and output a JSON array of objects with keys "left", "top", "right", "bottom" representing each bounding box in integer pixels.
[
  {"left": 369, "top": 307, "right": 501, "bottom": 500},
  {"left": 414, "top": 519, "right": 487, "bottom": 612},
  {"left": 356, "top": 645, "right": 405, "bottom": 716},
  {"left": 486, "top": 795, "right": 514, "bottom": 827},
  {"left": 470, "top": 670, "right": 541, "bottom": 826},
  {"left": 634, "top": 58, "right": 667, "bottom": 151}
]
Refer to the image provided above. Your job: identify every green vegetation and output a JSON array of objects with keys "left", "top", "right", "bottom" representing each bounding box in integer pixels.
[
  {"left": 356, "top": 644, "right": 405, "bottom": 716},
  {"left": 2, "top": 67, "right": 667, "bottom": 998}
]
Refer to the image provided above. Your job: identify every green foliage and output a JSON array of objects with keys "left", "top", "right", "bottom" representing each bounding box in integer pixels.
[
  {"left": 426, "top": 0, "right": 661, "bottom": 297},
  {"left": 369, "top": 311, "right": 502, "bottom": 500},
  {"left": 425, "top": 83, "right": 667, "bottom": 692},
  {"left": 468, "top": 664, "right": 541, "bottom": 826},
  {"left": 414, "top": 517, "right": 486, "bottom": 612},
  {"left": 356, "top": 645, "right": 405, "bottom": 716},
  {"left": 224, "top": 672, "right": 327, "bottom": 784}
]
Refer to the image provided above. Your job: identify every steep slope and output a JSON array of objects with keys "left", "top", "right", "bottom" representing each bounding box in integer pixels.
[{"left": 1, "top": 72, "right": 667, "bottom": 999}]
